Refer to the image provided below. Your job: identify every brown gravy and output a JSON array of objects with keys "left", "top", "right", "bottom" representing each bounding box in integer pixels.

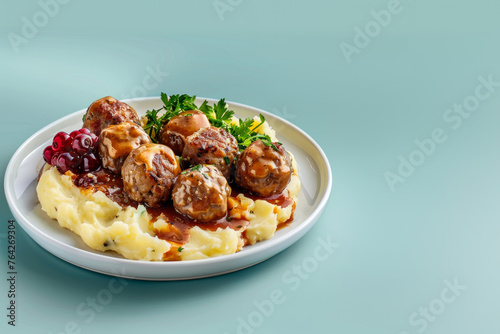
[{"left": 72, "top": 168, "right": 293, "bottom": 247}]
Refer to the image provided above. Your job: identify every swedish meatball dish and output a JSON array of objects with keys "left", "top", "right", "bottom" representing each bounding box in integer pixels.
[{"left": 36, "top": 93, "right": 300, "bottom": 261}]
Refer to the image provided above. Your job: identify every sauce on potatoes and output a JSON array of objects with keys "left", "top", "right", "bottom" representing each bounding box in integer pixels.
[{"left": 72, "top": 168, "right": 292, "bottom": 247}]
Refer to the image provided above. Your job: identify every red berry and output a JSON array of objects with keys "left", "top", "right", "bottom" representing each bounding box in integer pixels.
[
  {"left": 52, "top": 132, "right": 71, "bottom": 152},
  {"left": 69, "top": 130, "right": 81, "bottom": 139},
  {"left": 90, "top": 133, "right": 99, "bottom": 145},
  {"left": 79, "top": 128, "right": 92, "bottom": 135},
  {"left": 72, "top": 133, "right": 93, "bottom": 154},
  {"left": 51, "top": 152, "right": 60, "bottom": 166},
  {"left": 56, "top": 152, "right": 77, "bottom": 173},
  {"left": 43, "top": 146, "right": 54, "bottom": 164},
  {"left": 81, "top": 153, "right": 100, "bottom": 173}
]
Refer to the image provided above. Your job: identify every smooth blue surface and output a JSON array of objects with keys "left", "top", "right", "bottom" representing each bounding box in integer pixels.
[{"left": 1, "top": 0, "right": 499, "bottom": 333}]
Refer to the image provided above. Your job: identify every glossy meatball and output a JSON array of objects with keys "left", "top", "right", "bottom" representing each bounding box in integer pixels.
[
  {"left": 172, "top": 164, "right": 231, "bottom": 222},
  {"left": 83, "top": 96, "right": 140, "bottom": 136},
  {"left": 98, "top": 122, "right": 151, "bottom": 174},
  {"left": 235, "top": 140, "right": 292, "bottom": 197},
  {"left": 121, "top": 143, "right": 181, "bottom": 207},
  {"left": 159, "top": 110, "right": 211, "bottom": 155},
  {"left": 182, "top": 126, "right": 238, "bottom": 179}
]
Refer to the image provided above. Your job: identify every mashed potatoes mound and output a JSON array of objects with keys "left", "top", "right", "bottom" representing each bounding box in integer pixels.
[{"left": 37, "top": 166, "right": 171, "bottom": 261}]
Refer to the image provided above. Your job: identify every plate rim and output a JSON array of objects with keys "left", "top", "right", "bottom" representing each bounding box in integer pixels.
[{"left": 4, "top": 96, "right": 332, "bottom": 279}]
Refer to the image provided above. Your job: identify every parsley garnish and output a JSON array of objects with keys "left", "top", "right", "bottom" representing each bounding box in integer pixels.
[
  {"left": 199, "top": 98, "right": 234, "bottom": 128},
  {"left": 227, "top": 114, "right": 279, "bottom": 151},
  {"left": 178, "top": 247, "right": 184, "bottom": 252},
  {"left": 143, "top": 93, "right": 199, "bottom": 143},
  {"left": 181, "top": 164, "right": 203, "bottom": 174},
  {"left": 191, "top": 164, "right": 202, "bottom": 172},
  {"left": 143, "top": 92, "right": 278, "bottom": 151}
]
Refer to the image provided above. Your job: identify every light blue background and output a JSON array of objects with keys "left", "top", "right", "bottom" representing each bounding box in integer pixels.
[{"left": 1, "top": 0, "right": 500, "bottom": 333}]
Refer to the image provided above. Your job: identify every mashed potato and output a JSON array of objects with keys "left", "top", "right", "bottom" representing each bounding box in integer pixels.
[
  {"left": 36, "top": 118, "right": 300, "bottom": 261},
  {"left": 37, "top": 165, "right": 171, "bottom": 261}
]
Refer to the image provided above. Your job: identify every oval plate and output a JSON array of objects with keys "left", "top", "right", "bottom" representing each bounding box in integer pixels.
[{"left": 4, "top": 97, "right": 332, "bottom": 280}]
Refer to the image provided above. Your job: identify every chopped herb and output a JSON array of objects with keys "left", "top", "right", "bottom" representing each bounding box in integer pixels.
[
  {"left": 82, "top": 114, "right": 86, "bottom": 122},
  {"left": 178, "top": 247, "right": 184, "bottom": 252},
  {"left": 249, "top": 210, "right": 254, "bottom": 214},
  {"left": 182, "top": 165, "right": 201, "bottom": 174},
  {"left": 191, "top": 164, "right": 202, "bottom": 172},
  {"left": 259, "top": 138, "right": 280, "bottom": 152},
  {"left": 227, "top": 216, "right": 233, "bottom": 222},
  {"left": 236, "top": 225, "right": 242, "bottom": 228},
  {"left": 224, "top": 156, "right": 230, "bottom": 165}
]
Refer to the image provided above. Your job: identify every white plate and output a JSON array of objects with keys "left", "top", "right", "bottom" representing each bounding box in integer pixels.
[{"left": 4, "top": 97, "right": 332, "bottom": 280}]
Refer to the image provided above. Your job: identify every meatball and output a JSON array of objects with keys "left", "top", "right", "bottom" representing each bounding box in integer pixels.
[
  {"left": 83, "top": 96, "right": 140, "bottom": 136},
  {"left": 121, "top": 143, "right": 181, "bottom": 207},
  {"left": 98, "top": 122, "right": 151, "bottom": 174},
  {"left": 172, "top": 164, "right": 231, "bottom": 222},
  {"left": 159, "top": 110, "right": 211, "bottom": 155},
  {"left": 235, "top": 140, "right": 292, "bottom": 197},
  {"left": 182, "top": 126, "right": 238, "bottom": 179}
]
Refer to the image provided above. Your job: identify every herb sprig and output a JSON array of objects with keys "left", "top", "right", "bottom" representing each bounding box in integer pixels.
[
  {"left": 199, "top": 98, "right": 234, "bottom": 128},
  {"left": 227, "top": 114, "right": 279, "bottom": 151},
  {"left": 143, "top": 93, "right": 199, "bottom": 143}
]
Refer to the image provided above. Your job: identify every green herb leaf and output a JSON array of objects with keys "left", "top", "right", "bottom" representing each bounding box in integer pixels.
[
  {"left": 226, "top": 116, "right": 279, "bottom": 151},
  {"left": 200, "top": 98, "right": 234, "bottom": 128},
  {"left": 143, "top": 108, "right": 165, "bottom": 143},
  {"left": 143, "top": 93, "right": 200, "bottom": 143},
  {"left": 213, "top": 98, "right": 234, "bottom": 123},
  {"left": 199, "top": 100, "right": 212, "bottom": 115},
  {"left": 178, "top": 247, "right": 184, "bottom": 252},
  {"left": 191, "top": 164, "right": 202, "bottom": 172}
]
